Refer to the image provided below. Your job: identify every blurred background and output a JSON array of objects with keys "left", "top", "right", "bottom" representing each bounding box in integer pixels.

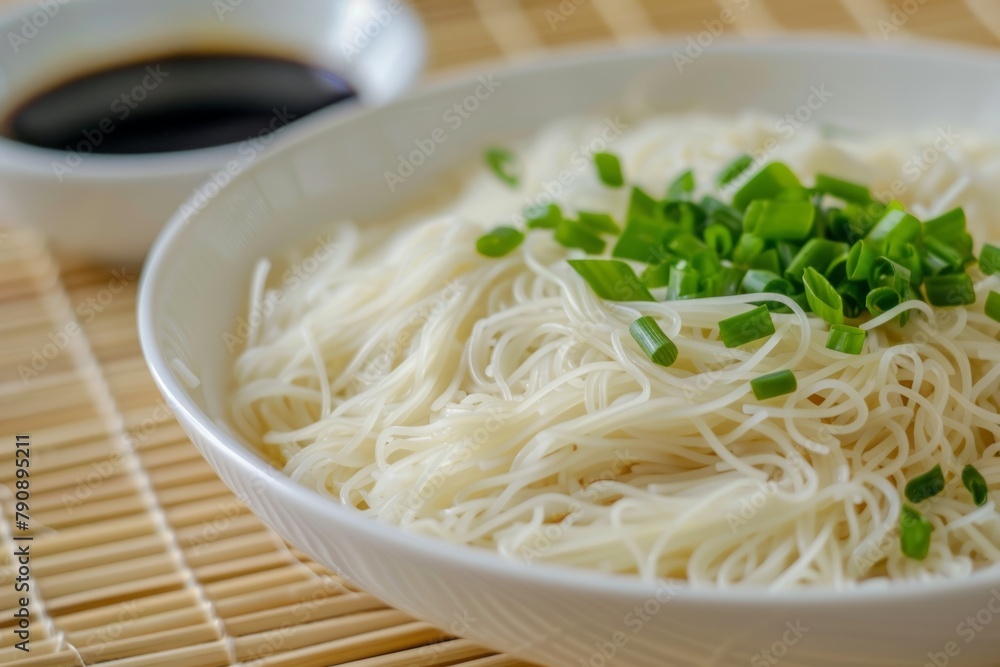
[{"left": 0, "top": 1, "right": 996, "bottom": 666}]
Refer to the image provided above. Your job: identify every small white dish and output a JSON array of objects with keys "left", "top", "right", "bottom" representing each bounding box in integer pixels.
[
  {"left": 139, "top": 39, "right": 1000, "bottom": 667},
  {"left": 0, "top": 0, "right": 425, "bottom": 261}
]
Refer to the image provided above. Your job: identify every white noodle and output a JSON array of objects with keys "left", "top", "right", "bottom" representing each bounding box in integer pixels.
[{"left": 230, "top": 114, "right": 1000, "bottom": 587}]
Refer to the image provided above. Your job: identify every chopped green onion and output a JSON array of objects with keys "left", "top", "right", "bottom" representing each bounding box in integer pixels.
[
  {"left": 577, "top": 211, "right": 620, "bottom": 235},
  {"left": 667, "top": 262, "right": 702, "bottom": 300},
  {"left": 718, "top": 305, "right": 775, "bottom": 348},
  {"left": 703, "top": 267, "right": 744, "bottom": 297},
  {"left": 703, "top": 223, "right": 734, "bottom": 258},
  {"left": 476, "top": 226, "right": 524, "bottom": 257},
  {"left": 732, "top": 162, "right": 801, "bottom": 211},
  {"left": 629, "top": 316, "right": 678, "bottom": 367},
  {"left": 613, "top": 188, "right": 669, "bottom": 262},
  {"left": 866, "top": 208, "right": 921, "bottom": 245},
  {"left": 924, "top": 273, "right": 976, "bottom": 307},
  {"left": 717, "top": 154, "right": 754, "bottom": 187},
  {"left": 886, "top": 240, "right": 923, "bottom": 286},
  {"left": 870, "top": 257, "right": 911, "bottom": 291},
  {"left": 865, "top": 286, "right": 901, "bottom": 316},
  {"left": 923, "top": 208, "right": 966, "bottom": 241},
  {"left": 749, "top": 248, "right": 782, "bottom": 274},
  {"left": 924, "top": 236, "right": 971, "bottom": 273},
  {"left": 750, "top": 369, "right": 797, "bottom": 400},
  {"left": 666, "top": 169, "right": 695, "bottom": 200},
  {"left": 825, "top": 252, "right": 850, "bottom": 284},
  {"left": 962, "top": 464, "right": 989, "bottom": 507},
  {"left": 743, "top": 200, "right": 815, "bottom": 241},
  {"left": 980, "top": 244, "right": 1000, "bottom": 276},
  {"left": 594, "top": 152, "right": 624, "bottom": 188},
  {"left": 802, "top": 267, "right": 844, "bottom": 325},
  {"left": 640, "top": 260, "right": 673, "bottom": 288},
  {"left": 900, "top": 506, "right": 933, "bottom": 560},
  {"left": 826, "top": 324, "right": 867, "bottom": 355},
  {"left": 814, "top": 174, "right": 871, "bottom": 203},
  {"left": 986, "top": 291, "right": 1000, "bottom": 323},
  {"left": 784, "top": 238, "right": 849, "bottom": 284},
  {"left": 485, "top": 147, "right": 519, "bottom": 187},
  {"left": 847, "top": 239, "right": 878, "bottom": 280},
  {"left": 567, "top": 259, "right": 655, "bottom": 302},
  {"left": 838, "top": 281, "right": 868, "bottom": 319},
  {"left": 555, "top": 220, "right": 605, "bottom": 255},
  {"left": 741, "top": 269, "right": 785, "bottom": 294},
  {"left": 905, "top": 464, "right": 946, "bottom": 503},
  {"left": 700, "top": 196, "right": 743, "bottom": 237},
  {"left": 662, "top": 201, "right": 705, "bottom": 231},
  {"left": 525, "top": 203, "right": 563, "bottom": 229}
]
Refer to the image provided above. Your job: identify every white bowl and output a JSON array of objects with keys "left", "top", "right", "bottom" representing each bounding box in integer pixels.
[
  {"left": 139, "top": 40, "right": 1000, "bottom": 667},
  {"left": 0, "top": 0, "right": 424, "bottom": 262}
]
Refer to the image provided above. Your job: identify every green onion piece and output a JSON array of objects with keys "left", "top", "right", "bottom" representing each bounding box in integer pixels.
[
  {"left": 629, "top": 316, "right": 678, "bottom": 367},
  {"left": 986, "top": 291, "right": 1000, "bottom": 323},
  {"left": 476, "top": 226, "right": 524, "bottom": 258},
  {"left": 784, "top": 238, "right": 849, "bottom": 284},
  {"left": 925, "top": 273, "right": 976, "bottom": 307},
  {"left": 640, "top": 260, "right": 674, "bottom": 288},
  {"left": 704, "top": 223, "right": 734, "bottom": 258},
  {"left": 825, "top": 252, "right": 850, "bottom": 285},
  {"left": 751, "top": 369, "right": 797, "bottom": 400},
  {"left": 905, "top": 464, "right": 946, "bottom": 503},
  {"left": 704, "top": 267, "right": 745, "bottom": 297},
  {"left": 555, "top": 220, "right": 605, "bottom": 255},
  {"left": 838, "top": 281, "right": 868, "bottom": 319},
  {"left": 924, "top": 236, "right": 971, "bottom": 273},
  {"left": 567, "top": 259, "right": 655, "bottom": 302},
  {"left": 865, "top": 208, "right": 921, "bottom": 245},
  {"left": 870, "top": 257, "right": 911, "bottom": 291},
  {"left": 731, "top": 234, "right": 766, "bottom": 267},
  {"left": 485, "top": 147, "right": 519, "bottom": 187},
  {"left": 776, "top": 241, "right": 800, "bottom": 271},
  {"left": 741, "top": 269, "right": 785, "bottom": 294},
  {"left": 594, "top": 152, "right": 624, "bottom": 187},
  {"left": 802, "top": 267, "right": 844, "bottom": 325},
  {"left": 718, "top": 305, "right": 776, "bottom": 348},
  {"left": 900, "top": 506, "right": 933, "bottom": 561},
  {"left": 980, "top": 244, "right": 1000, "bottom": 276},
  {"left": 525, "top": 203, "right": 563, "bottom": 229},
  {"left": 886, "top": 240, "right": 924, "bottom": 286},
  {"left": 666, "top": 169, "right": 695, "bottom": 200},
  {"left": 775, "top": 187, "right": 811, "bottom": 202},
  {"left": 662, "top": 201, "right": 706, "bottom": 232},
  {"left": 826, "top": 324, "right": 867, "bottom": 355},
  {"left": 923, "top": 207, "right": 966, "bottom": 241},
  {"left": 717, "top": 154, "right": 754, "bottom": 187},
  {"left": 577, "top": 211, "right": 620, "bottom": 235},
  {"left": 814, "top": 174, "right": 871, "bottom": 203},
  {"left": 700, "top": 196, "right": 744, "bottom": 237},
  {"left": 866, "top": 286, "right": 901, "bottom": 316},
  {"left": 743, "top": 200, "right": 815, "bottom": 241},
  {"left": 732, "top": 162, "right": 801, "bottom": 211},
  {"left": 749, "top": 248, "right": 782, "bottom": 274},
  {"left": 667, "top": 262, "right": 702, "bottom": 300},
  {"left": 613, "top": 187, "right": 669, "bottom": 262},
  {"left": 962, "top": 464, "right": 989, "bottom": 507}
]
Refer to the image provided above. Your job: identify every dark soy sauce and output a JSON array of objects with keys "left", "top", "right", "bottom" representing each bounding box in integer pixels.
[{"left": 5, "top": 53, "right": 356, "bottom": 154}]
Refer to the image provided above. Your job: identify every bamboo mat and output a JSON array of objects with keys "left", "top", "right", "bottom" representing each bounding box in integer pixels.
[{"left": 0, "top": 1, "right": 995, "bottom": 665}]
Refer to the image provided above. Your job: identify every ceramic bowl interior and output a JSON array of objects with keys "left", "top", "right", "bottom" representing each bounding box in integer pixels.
[{"left": 139, "top": 40, "right": 1000, "bottom": 667}]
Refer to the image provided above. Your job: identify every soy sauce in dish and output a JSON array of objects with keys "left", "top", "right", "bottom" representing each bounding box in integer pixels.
[{"left": 4, "top": 53, "right": 356, "bottom": 154}]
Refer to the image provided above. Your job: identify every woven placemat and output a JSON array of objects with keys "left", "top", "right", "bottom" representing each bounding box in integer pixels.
[{"left": 1, "top": 1, "right": 995, "bottom": 665}]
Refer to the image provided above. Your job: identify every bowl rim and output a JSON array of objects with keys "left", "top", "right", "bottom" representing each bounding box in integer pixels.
[{"left": 139, "top": 35, "right": 1000, "bottom": 604}]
